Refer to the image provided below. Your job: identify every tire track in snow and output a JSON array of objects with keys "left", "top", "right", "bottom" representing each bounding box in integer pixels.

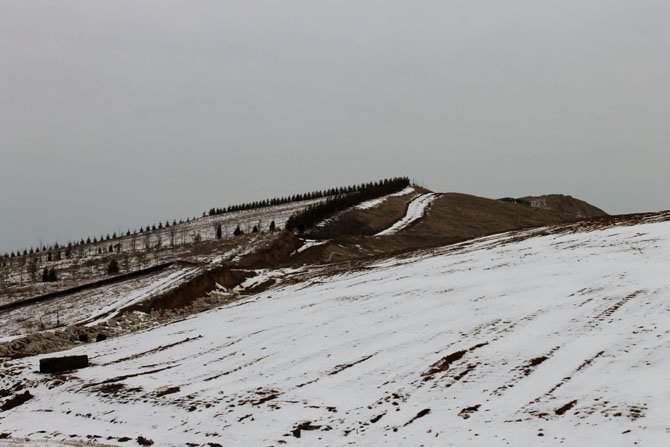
[{"left": 375, "top": 193, "right": 439, "bottom": 236}]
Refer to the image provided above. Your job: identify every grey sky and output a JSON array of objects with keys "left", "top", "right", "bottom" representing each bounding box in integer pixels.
[{"left": 1, "top": 0, "right": 669, "bottom": 252}]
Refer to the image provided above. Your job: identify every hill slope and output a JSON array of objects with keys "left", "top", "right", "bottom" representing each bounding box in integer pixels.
[
  {"left": 1, "top": 211, "right": 668, "bottom": 446},
  {"left": 519, "top": 193, "right": 608, "bottom": 219},
  {"left": 294, "top": 191, "right": 608, "bottom": 264}
]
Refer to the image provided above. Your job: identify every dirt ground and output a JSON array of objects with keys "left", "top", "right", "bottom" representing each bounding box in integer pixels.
[{"left": 289, "top": 192, "right": 611, "bottom": 265}]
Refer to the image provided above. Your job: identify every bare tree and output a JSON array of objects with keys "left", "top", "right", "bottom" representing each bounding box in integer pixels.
[
  {"left": 0, "top": 263, "right": 8, "bottom": 291},
  {"left": 122, "top": 253, "right": 130, "bottom": 272},
  {"left": 169, "top": 227, "right": 176, "bottom": 247},
  {"left": 85, "top": 259, "right": 96, "bottom": 277},
  {"left": 27, "top": 256, "right": 40, "bottom": 282},
  {"left": 214, "top": 222, "right": 223, "bottom": 239},
  {"left": 18, "top": 255, "right": 26, "bottom": 285},
  {"left": 136, "top": 250, "right": 147, "bottom": 269},
  {"left": 72, "top": 246, "right": 86, "bottom": 280}
]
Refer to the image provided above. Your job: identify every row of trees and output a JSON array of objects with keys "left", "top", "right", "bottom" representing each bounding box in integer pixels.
[
  {"left": 0, "top": 249, "right": 161, "bottom": 288},
  {"left": 285, "top": 177, "right": 411, "bottom": 232},
  {"left": 0, "top": 217, "right": 201, "bottom": 263},
  {"left": 1, "top": 178, "right": 410, "bottom": 263},
  {"left": 206, "top": 186, "right": 367, "bottom": 217}
]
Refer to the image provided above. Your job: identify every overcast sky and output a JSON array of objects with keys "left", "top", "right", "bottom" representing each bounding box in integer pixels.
[{"left": 1, "top": 0, "right": 669, "bottom": 252}]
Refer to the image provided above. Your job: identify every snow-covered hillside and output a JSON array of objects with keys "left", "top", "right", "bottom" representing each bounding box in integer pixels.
[{"left": 1, "top": 214, "right": 669, "bottom": 446}]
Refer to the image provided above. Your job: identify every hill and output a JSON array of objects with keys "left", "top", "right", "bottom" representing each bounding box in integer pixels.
[
  {"left": 519, "top": 194, "right": 608, "bottom": 219},
  {"left": 291, "top": 191, "right": 608, "bottom": 264},
  {"left": 0, "top": 186, "right": 610, "bottom": 350},
  {"left": 0, "top": 209, "right": 668, "bottom": 446},
  {"left": 4, "top": 182, "right": 668, "bottom": 446}
]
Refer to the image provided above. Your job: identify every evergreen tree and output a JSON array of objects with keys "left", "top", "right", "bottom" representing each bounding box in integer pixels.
[{"left": 107, "top": 259, "right": 120, "bottom": 275}]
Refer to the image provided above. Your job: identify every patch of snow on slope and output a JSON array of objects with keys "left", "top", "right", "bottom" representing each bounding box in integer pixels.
[
  {"left": 355, "top": 186, "right": 416, "bottom": 210},
  {"left": 2, "top": 219, "right": 670, "bottom": 446},
  {"left": 297, "top": 239, "right": 329, "bottom": 253},
  {"left": 376, "top": 193, "right": 439, "bottom": 235}
]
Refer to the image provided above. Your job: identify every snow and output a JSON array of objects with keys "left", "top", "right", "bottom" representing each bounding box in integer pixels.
[
  {"left": 355, "top": 187, "right": 416, "bottom": 210},
  {"left": 376, "top": 193, "right": 439, "bottom": 235},
  {"left": 1, "top": 218, "right": 670, "bottom": 446},
  {"left": 296, "top": 239, "right": 329, "bottom": 253},
  {"left": 318, "top": 187, "right": 416, "bottom": 227}
]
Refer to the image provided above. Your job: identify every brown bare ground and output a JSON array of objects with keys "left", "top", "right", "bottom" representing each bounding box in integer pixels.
[{"left": 289, "top": 192, "right": 611, "bottom": 266}]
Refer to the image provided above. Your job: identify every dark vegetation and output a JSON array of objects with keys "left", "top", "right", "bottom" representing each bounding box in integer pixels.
[
  {"left": 206, "top": 183, "right": 373, "bottom": 217},
  {"left": 285, "top": 177, "right": 410, "bottom": 232},
  {"left": 41, "top": 267, "right": 57, "bottom": 282},
  {"left": 499, "top": 197, "right": 532, "bottom": 206},
  {"left": 107, "top": 259, "right": 120, "bottom": 275}
]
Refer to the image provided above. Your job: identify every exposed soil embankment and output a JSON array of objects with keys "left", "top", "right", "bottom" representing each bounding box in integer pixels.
[
  {"left": 127, "top": 232, "right": 301, "bottom": 313},
  {"left": 235, "top": 231, "right": 301, "bottom": 268},
  {"left": 125, "top": 267, "right": 254, "bottom": 313}
]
